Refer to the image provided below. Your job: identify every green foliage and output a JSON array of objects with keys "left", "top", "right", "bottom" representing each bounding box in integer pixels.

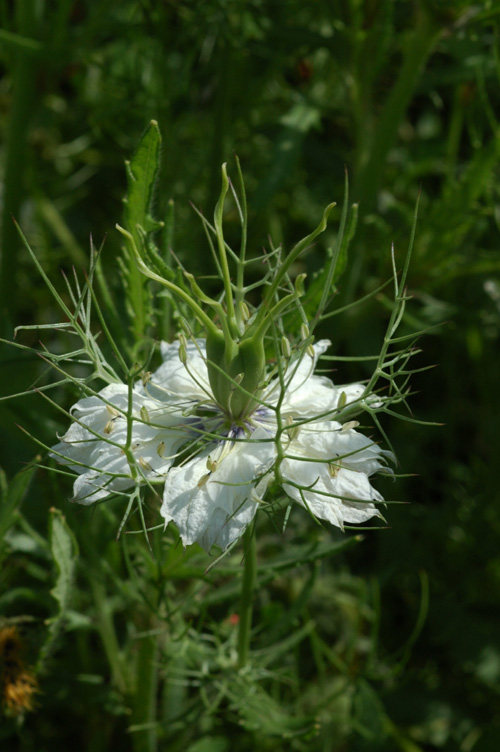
[
  {"left": 0, "top": 465, "right": 35, "bottom": 563},
  {"left": 121, "top": 120, "right": 165, "bottom": 351},
  {"left": 1, "top": 0, "right": 499, "bottom": 750}
]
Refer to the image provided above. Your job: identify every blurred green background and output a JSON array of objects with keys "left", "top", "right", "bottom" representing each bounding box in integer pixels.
[{"left": 2, "top": 1, "right": 500, "bottom": 750}]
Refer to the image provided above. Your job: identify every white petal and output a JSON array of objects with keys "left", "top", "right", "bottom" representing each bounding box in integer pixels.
[
  {"left": 281, "top": 421, "right": 391, "bottom": 529},
  {"left": 291, "top": 421, "right": 394, "bottom": 475},
  {"left": 161, "top": 428, "right": 275, "bottom": 550},
  {"left": 51, "top": 384, "right": 192, "bottom": 504},
  {"left": 142, "top": 339, "right": 212, "bottom": 404},
  {"left": 282, "top": 457, "right": 380, "bottom": 530}
]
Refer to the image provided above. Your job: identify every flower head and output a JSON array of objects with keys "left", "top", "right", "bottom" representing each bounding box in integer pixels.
[{"left": 51, "top": 337, "right": 393, "bottom": 550}]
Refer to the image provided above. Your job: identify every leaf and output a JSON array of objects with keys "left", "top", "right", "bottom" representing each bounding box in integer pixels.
[
  {"left": 35, "top": 508, "right": 79, "bottom": 675},
  {"left": 0, "top": 464, "right": 36, "bottom": 562},
  {"left": 121, "top": 120, "right": 164, "bottom": 347},
  {"left": 186, "top": 736, "right": 230, "bottom": 752},
  {"left": 124, "top": 119, "right": 163, "bottom": 245},
  {"left": 48, "top": 507, "right": 79, "bottom": 617},
  {"left": 225, "top": 675, "right": 318, "bottom": 739},
  {"left": 351, "top": 679, "right": 391, "bottom": 748}
]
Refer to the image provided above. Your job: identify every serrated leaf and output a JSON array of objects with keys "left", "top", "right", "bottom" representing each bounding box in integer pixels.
[
  {"left": 121, "top": 120, "right": 164, "bottom": 348},
  {"left": 124, "top": 119, "right": 163, "bottom": 243},
  {"left": 48, "top": 508, "right": 79, "bottom": 617}
]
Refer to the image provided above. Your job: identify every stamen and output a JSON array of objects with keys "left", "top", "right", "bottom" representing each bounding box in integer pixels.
[{"left": 341, "top": 421, "right": 360, "bottom": 432}]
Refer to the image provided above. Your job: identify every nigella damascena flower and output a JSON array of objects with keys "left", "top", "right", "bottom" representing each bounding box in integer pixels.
[{"left": 51, "top": 339, "right": 393, "bottom": 550}]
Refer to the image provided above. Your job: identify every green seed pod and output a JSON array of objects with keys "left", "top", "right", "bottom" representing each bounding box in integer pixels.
[{"left": 206, "top": 329, "right": 266, "bottom": 419}]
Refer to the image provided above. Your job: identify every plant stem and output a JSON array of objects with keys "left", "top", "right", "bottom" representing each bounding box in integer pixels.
[
  {"left": 237, "top": 524, "right": 257, "bottom": 668},
  {"left": 130, "top": 634, "right": 158, "bottom": 752}
]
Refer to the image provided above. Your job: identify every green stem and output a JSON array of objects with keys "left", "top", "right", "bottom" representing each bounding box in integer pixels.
[
  {"left": 234, "top": 155, "right": 248, "bottom": 311},
  {"left": 116, "top": 224, "right": 218, "bottom": 336},
  {"left": 90, "top": 579, "right": 130, "bottom": 695},
  {"left": 237, "top": 524, "right": 257, "bottom": 668},
  {"left": 214, "top": 163, "right": 237, "bottom": 333},
  {"left": 130, "top": 634, "right": 158, "bottom": 752},
  {"left": 249, "top": 203, "right": 335, "bottom": 336}
]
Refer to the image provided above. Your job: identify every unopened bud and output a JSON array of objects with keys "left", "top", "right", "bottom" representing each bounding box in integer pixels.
[
  {"left": 300, "top": 323, "right": 309, "bottom": 341},
  {"left": 178, "top": 343, "right": 187, "bottom": 365},
  {"left": 337, "top": 391, "right": 347, "bottom": 409},
  {"left": 140, "top": 406, "right": 150, "bottom": 423},
  {"left": 178, "top": 332, "right": 188, "bottom": 349},
  {"left": 306, "top": 344, "right": 315, "bottom": 358}
]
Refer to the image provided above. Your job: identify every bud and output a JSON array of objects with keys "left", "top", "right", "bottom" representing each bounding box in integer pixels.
[
  {"left": 306, "top": 344, "right": 315, "bottom": 358},
  {"left": 178, "top": 343, "right": 187, "bottom": 365},
  {"left": 140, "top": 405, "right": 150, "bottom": 423},
  {"left": 300, "top": 323, "right": 309, "bottom": 341}
]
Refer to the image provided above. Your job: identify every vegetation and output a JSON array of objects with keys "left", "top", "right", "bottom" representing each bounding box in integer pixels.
[{"left": 1, "top": 2, "right": 500, "bottom": 750}]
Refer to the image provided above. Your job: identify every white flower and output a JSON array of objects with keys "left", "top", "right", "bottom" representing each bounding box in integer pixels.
[
  {"left": 50, "top": 384, "right": 191, "bottom": 504},
  {"left": 51, "top": 338, "right": 392, "bottom": 549}
]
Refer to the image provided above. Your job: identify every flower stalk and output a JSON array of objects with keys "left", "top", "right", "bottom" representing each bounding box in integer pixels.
[{"left": 237, "top": 523, "right": 257, "bottom": 668}]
